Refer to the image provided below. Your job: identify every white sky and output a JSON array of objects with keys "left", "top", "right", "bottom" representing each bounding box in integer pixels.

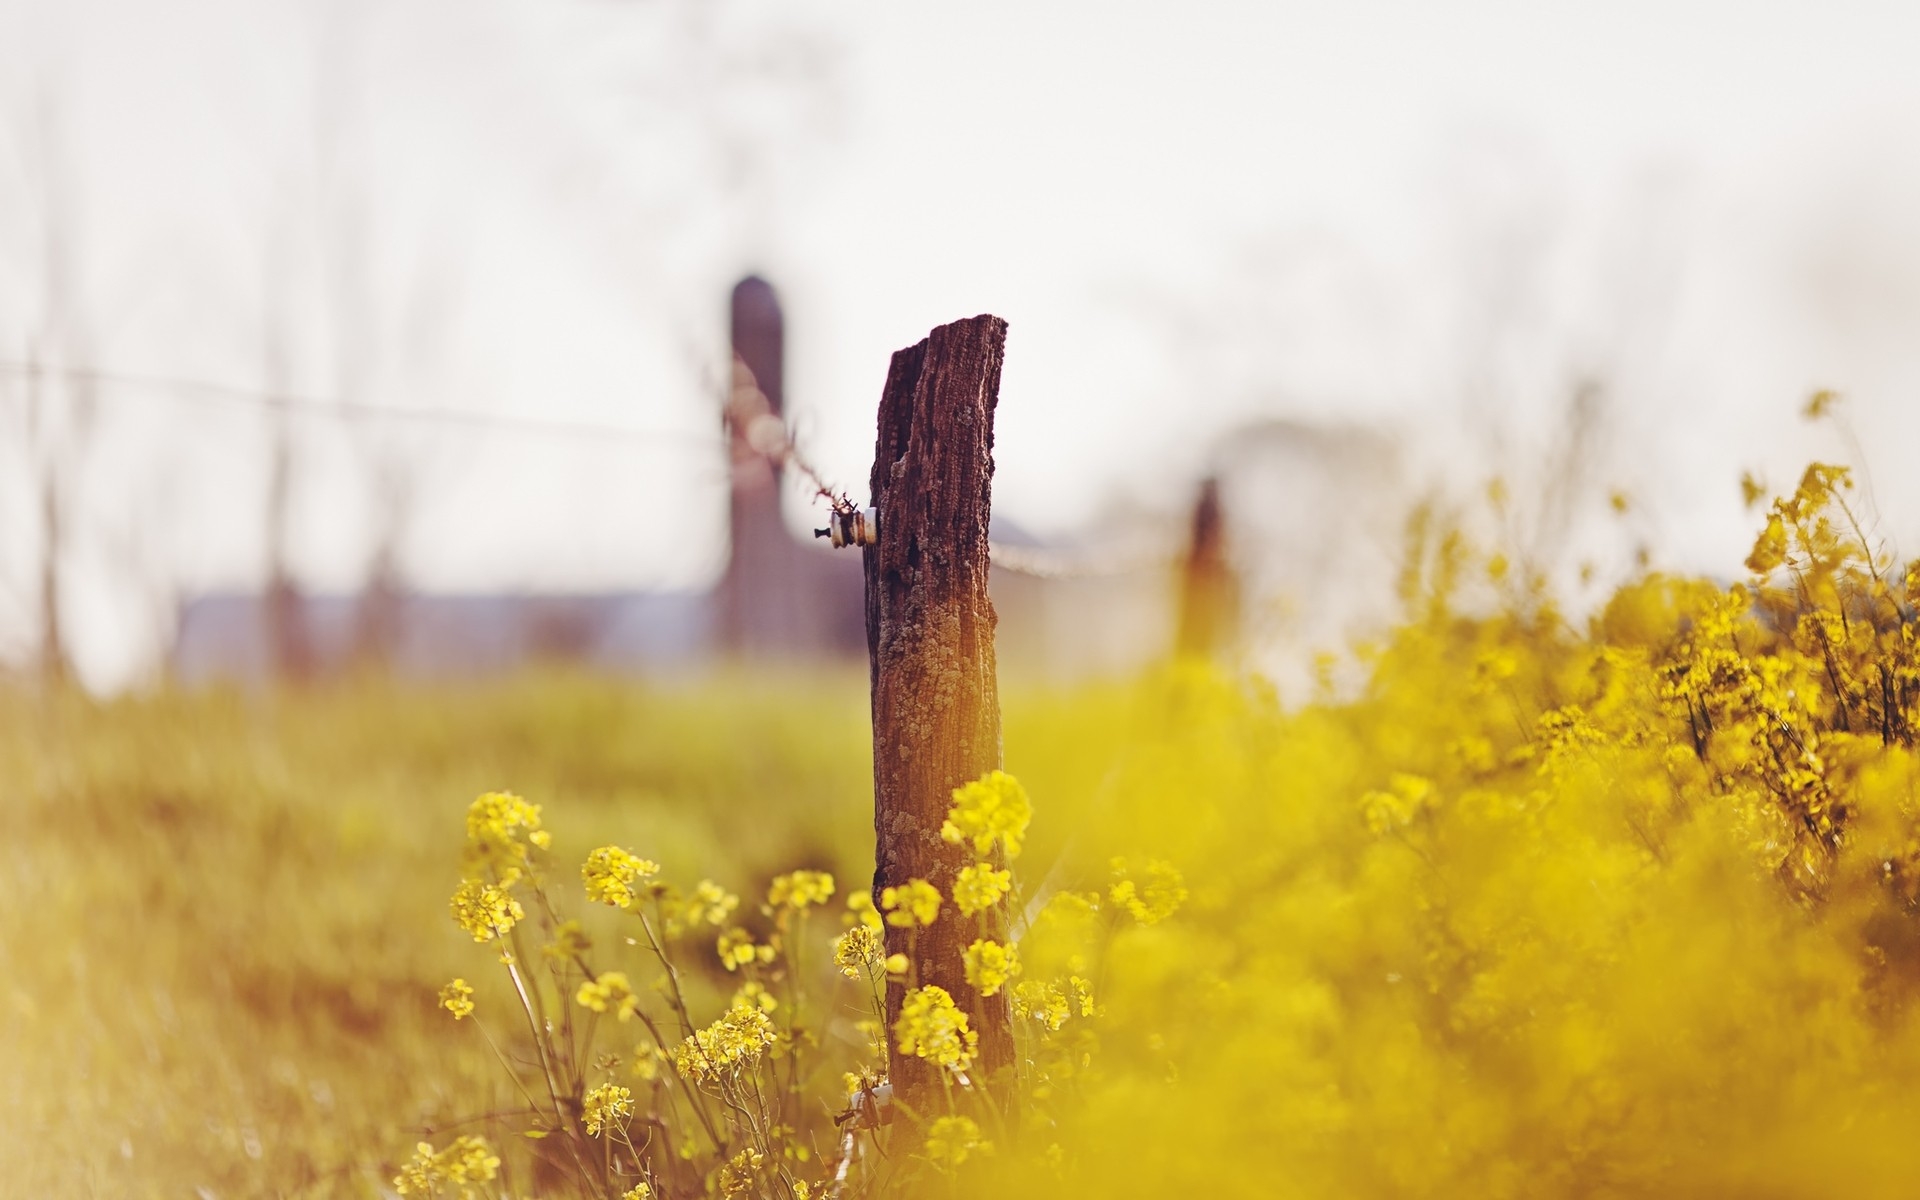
[{"left": 4, "top": 0, "right": 1920, "bottom": 686}]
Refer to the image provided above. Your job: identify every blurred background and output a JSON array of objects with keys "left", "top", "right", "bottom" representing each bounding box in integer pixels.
[{"left": 4, "top": 0, "right": 1920, "bottom": 692}]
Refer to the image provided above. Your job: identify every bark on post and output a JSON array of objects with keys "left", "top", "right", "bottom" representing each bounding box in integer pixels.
[{"left": 864, "top": 314, "right": 1013, "bottom": 1104}]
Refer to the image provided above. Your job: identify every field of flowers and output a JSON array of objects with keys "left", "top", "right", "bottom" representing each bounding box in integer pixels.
[{"left": 13, "top": 461, "right": 1920, "bottom": 1197}]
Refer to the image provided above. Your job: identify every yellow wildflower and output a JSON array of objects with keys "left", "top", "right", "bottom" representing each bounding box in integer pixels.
[
  {"left": 664, "top": 879, "right": 739, "bottom": 935},
  {"left": 1070, "top": 974, "right": 1097, "bottom": 1017},
  {"left": 894, "top": 985, "right": 978, "bottom": 1073},
  {"left": 576, "top": 971, "right": 640, "bottom": 1022},
  {"left": 1011, "top": 980, "right": 1070, "bottom": 1032},
  {"left": 767, "top": 869, "right": 835, "bottom": 911},
  {"left": 438, "top": 978, "right": 475, "bottom": 1020},
  {"left": 732, "top": 980, "right": 778, "bottom": 1013},
  {"left": 941, "top": 769, "right": 1033, "bottom": 858},
  {"left": 631, "top": 1040, "right": 663, "bottom": 1082},
  {"left": 962, "top": 938, "right": 1020, "bottom": 997},
  {"left": 952, "top": 862, "right": 1012, "bottom": 917},
  {"left": 923, "top": 1114, "right": 989, "bottom": 1173},
  {"left": 881, "top": 878, "right": 942, "bottom": 928},
  {"left": 622, "top": 1185, "right": 653, "bottom": 1200},
  {"left": 885, "top": 953, "right": 911, "bottom": 978},
  {"left": 449, "top": 878, "right": 524, "bottom": 942},
  {"left": 543, "top": 919, "right": 591, "bottom": 961},
  {"left": 394, "top": 1135, "right": 500, "bottom": 1197},
  {"left": 463, "top": 791, "right": 547, "bottom": 873},
  {"left": 846, "top": 891, "right": 884, "bottom": 931},
  {"left": 583, "top": 1083, "right": 633, "bottom": 1137},
  {"left": 718, "top": 1148, "right": 764, "bottom": 1197},
  {"left": 582, "top": 846, "right": 659, "bottom": 910},
  {"left": 671, "top": 1004, "right": 778, "bottom": 1083},
  {"left": 832, "top": 924, "right": 884, "bottom": 978},
  {"left": 1109, "top": 858, "right": 1187, "bottom": 925},
  {"left": 716, "top": 927, "right": 776, "bottom": 971}
]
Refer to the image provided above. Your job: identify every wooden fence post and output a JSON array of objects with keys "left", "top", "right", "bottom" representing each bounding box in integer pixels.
[{"left": 863, "top": 314, "right": 1014, "bottom": 1104}]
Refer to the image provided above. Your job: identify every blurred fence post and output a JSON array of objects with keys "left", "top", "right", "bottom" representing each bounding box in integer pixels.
[
  {"left": 863, "top": 314, "right": 1014, "bottom": 1104},
  {"left": 1175, "top": 475, "right": 1238, "bottom": 659}
]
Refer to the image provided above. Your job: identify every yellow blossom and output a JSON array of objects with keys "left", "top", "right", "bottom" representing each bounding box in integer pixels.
[
  {"left": 846, "top": 891, "right": 884, "bottom": 931},
  {"left": 622, "top": 1185, "right": 653, "bottom": 1200},
  {"left": 766, "top": 869, "right": 835, "bottom": 910},
  {"left": 1011, "top": 980, "right": 1070, "bottom": 1032},
  {"left": 881, "top": 878, "right": 942, "bottom": 928},
  {"left": 952, "top": 862, "right": 1012, "bottom": 917},
  {"left": 941, "top": 769, "right": 1033, "bottom": 858},
  {"left": 671, "top": 1004, "right": 778, "bottom": 1083},
  {"left": 576, "top": 971, "right": 640, "bottom": 1022},
  {"left": 394, "top": 1135, "right": 500, "bottom": 1197},
  {"left": 449, "top": 878, "right": 524, "bottom": 942},
  {"left": 438, "top": 978, "right": 474, "bottom": 1020},
  {"left": 732, "top": 980, "right": 779, "bottom": 1013},
  {"left": 463, "top": 791, "right": 547, "bottom": 873},
  {"left": 718, "top": 1148, "right": 764, "bottom": 1198},
  {"left": 715, "top": 927, "right": 776, "bottom": 971},
  {"left": 963, "top": 938, "right": 1020, "bottom": 997},
  {"left": 894, "top": 985, "right": 978, "bottom": 1073},
  {"left": 1109, "top": 858, "right": 1188, "bottom": 925},
  {"left": 923, "top": 1114, "right": 989, "bottom": 1173},
  {"left": 832, "top": 924, "right": 884, "bottom": 978},
  {"left": 583, "top": 1083, "right": 633, "bottom": 1137},
  {"left": 582, "top": 845, "right": 659, "bottom": 910}
]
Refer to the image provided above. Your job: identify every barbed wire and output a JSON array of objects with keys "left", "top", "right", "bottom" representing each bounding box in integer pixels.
[
  {"left": 0, "top": 360, "right": 720, "bottom": 449},
  {"left": 0, "top": 355, "right": 1185, "bottom": 580}
]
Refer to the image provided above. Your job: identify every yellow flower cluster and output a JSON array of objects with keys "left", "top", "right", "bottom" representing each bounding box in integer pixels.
[
  {"left": 881, "top": 878, "right": 942, "bottom": 928},
  {"left": 393, "top": 1135, "right": 500, "bottom": 1197},
  {"left": 894, "top": 984, "right": 978, "bottom": 1073},
  {"left": 663, "top": 879, "right": 739, "bottom": 935},
  {"left": 449, "top": 877, "right": 523, "bottom": 943},
  {"left": 832, "top": 924, "right": 884, "bottom": 978},
  {"left": 951, "top": 862, "right": 1011, "bottom": 917},
  {"left": 582, "top": 845, "right": 659, "bottom": 909},
  {"left": 766, "top": 869, "right": 835, "bottom": 910},
  {"left": 463, "top": 791, "right": 550, "bottom": 871},
  {"left": 1010, "top": 980, "right": 1071, "bottom": 1032},
  {"left": 575, "top": 970, "right": 639, "bottom": 1022},
  {"left": 438, "top": 978, "right": 474, "bottom": 1020},
  {"left": 923, "top": 1114, "right": 989, "bottom": 1173},
  {"left": 717, "top": 1148, "right": 764, "bottom": 1198},
  {"left": 715, "top": 927, "right": 776, "bottom": 971},
  {"left": 583, "top": 1082, "right": 633, "bottom": 1137},
  {"left": 941, "top": 769, "right": 1033, "bottom": 858},
  {"left": 671, "top": 1003, "right": 778, "bottom": 1083},
  {"left": 1108, "top": 858, "right": 1187, "bottom": 925},
  {"left": 963, "top": 937, "right": 1020, "bottom": 996}
]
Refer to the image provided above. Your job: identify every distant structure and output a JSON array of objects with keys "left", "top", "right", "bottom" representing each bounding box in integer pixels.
[{"left": 717, "top": 276, "right": 864, "bottom": 662}]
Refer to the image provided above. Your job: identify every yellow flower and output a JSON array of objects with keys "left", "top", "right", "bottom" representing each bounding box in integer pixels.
[
  {"left": 543, "top": 919, "right": 591, "bottom": 961},
  {"left": 894, "top": 985, "right": 978, "bottom": 1073},
  {"left": 716, "top": 927, "right": 775, "bottom": 971},
  {"left": 1070, "top": 974, "right": 1097, "bottom": 1017},
  {"left": 463, "top": 791, "right": 547, "bottom": 873},
  {"left": 923, "top": 1114, "right": 989, "bottom": 1173},
  {"left": 1109, "top": 858, "right": 1187, "bottom": 925},
  {"left": 631, "top": 1040, "right": 663, "bottom": 1082},
  {"left": 576, "top": 971, "right": 640, "bottom": 1022},
  {"left": 394, "top": 1135, "right": 500, "bottom": 1197},
  {"left": 622, "top": 1185, "right": 653, "bottom": 1200},
  {"left": 767, "top": 869, "right": 835, "bottom": 910},
  {"left": 846, "top": 891, "right": 884, "bottom": 931},
  {"left": 732, "top": 980, "right": 779, "bottom": 1013},
  {"left": 671, "top": 1004, "right": 778, "bottom": 1083},
  {"left": 881, "top": 878, "right": 942, "bottom": 928},
  {"left": 664, "top": 879, "right": 740, "bottom": 935},
  {"left": 940, "top": 770, "right": 1033, "bottom": 858},
  {"left": 582, "top": 846, "right": 659, "bottom": 910},
  {"left": 885, "top": 953, "right": 911, "bottom": 978},
  {"left": 962, "top": 938, "right": 1020, "bottom": 997},
  {"left": 1010, "top": 980, "right": 1070, "bottom": 1032},
  {"left": 832, "top": 924, "right": 884, "bottom": 978},
  {"left": 952, "top": 862, "right": 1012, "bottom": 917},
  {"left": 438, "top": 978, "right": 475, "bottom": 1020},
  {"left": 583, "top": 1083, "right": 633, "bottom": 1137},
  {"left": 718, "top": 1148, "right": 764, "bottom": 1198},
  {"left": 449, "top": 878, "right": 524, "bottom": 942}
]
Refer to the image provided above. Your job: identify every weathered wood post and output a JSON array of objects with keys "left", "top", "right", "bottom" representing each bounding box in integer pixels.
[{"left": 863, "top": 315, "right": 1014, "bottom": 1104}]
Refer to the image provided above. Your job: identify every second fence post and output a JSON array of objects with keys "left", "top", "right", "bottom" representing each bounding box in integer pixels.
[{"left": 863, "top": 314, "right": 1014, "bottom": 1106}]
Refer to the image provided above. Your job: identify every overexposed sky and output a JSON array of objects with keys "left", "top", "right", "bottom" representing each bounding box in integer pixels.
[{"left": 4, "top": 0, "right": 1920, "bottom": 685}]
